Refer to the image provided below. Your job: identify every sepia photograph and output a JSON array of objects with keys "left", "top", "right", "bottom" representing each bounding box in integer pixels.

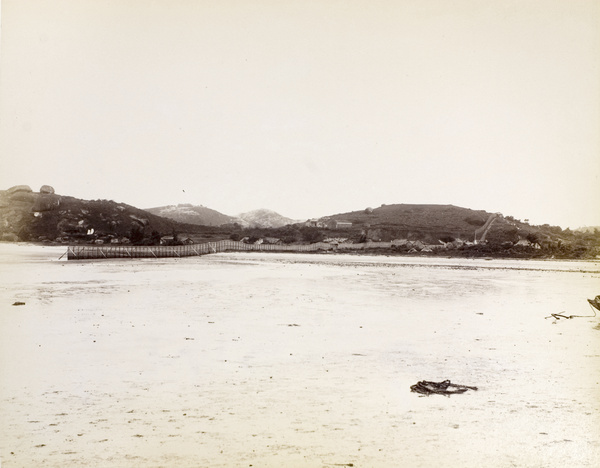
[{"left": 1, "top": 1, "right": 599, "bottom": 466}]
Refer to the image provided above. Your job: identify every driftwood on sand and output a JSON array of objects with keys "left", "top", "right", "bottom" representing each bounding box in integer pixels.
[{"left": 545, "top": 295, "right": 599, "bottom": 321}]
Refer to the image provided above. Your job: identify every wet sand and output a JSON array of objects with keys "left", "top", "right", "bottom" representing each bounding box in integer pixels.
[{"left": 1, "top": 244, "right": 599, "bottom": 467}]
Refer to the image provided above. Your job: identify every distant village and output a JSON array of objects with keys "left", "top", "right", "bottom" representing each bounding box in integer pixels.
[{"left": 228, "top": 235, "right": 541, "bottom": 254}]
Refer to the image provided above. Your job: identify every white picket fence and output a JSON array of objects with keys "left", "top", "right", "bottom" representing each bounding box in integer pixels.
[{"left": 66, "top": 240, "right": 397, "bottom": 260}]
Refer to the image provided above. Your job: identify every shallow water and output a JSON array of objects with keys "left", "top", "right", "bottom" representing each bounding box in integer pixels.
[{"left": 1, "top": 244, "right": 599, "bottom": 467}]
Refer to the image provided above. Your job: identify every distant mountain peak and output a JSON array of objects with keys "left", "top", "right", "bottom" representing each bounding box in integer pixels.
[
  {"left": 236, "top": 209, "right": 299, "bottom": 228},
  {"left": 145, "top": 204, "right": 235, "bottom": 227}
]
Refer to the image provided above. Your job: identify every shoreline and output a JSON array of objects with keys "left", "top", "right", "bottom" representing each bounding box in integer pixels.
[{"left": 1, "top": 240, "right": 599, "bottom": 262}]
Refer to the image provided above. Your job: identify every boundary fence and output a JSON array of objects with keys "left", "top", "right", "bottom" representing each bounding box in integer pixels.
[{"left": 66, "top": 240, "right": 397, "bottom": 260}]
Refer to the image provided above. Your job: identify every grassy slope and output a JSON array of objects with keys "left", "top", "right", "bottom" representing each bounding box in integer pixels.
[{"left": 328, "top": 204, "right": 489, "bottom": 240}]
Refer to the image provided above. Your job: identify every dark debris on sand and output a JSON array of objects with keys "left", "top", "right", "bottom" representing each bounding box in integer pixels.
[{"left": 410, "top": 380, "right": 478, "bottom": 396}]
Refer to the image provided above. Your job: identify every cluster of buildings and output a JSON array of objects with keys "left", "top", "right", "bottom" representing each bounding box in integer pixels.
[
  {"left": 304, "top": 218, "right": 352, "bottom": 229},
  {"left": 238, "top": 236, "right": 283, "bottom": 245}
]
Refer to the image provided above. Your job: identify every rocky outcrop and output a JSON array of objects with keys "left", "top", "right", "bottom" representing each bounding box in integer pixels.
[
  {"left": 7, "top": 185, "right": 32, "bottom": 195},
  {"left": 4, "top": 185, "right": 35, "bottom": 204},
  {"left": 9, "top": 191, "right": 35, "bottom": 204},
  {"left": 0, "top": 203, "right": 30, "bottom": 240},
  {"left": 39, "top": 185, "right": 55, "bottom": 195}
]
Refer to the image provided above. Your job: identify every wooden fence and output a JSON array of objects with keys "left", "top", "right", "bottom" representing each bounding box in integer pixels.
[{"left": 66, "top": 240, "right": 399, "bottom": 260}]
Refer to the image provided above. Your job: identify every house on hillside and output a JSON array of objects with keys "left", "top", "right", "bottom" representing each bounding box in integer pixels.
[
  {"left": 451, "top": 239, "right": 465, "bottom": 248},
  {"left": 160, "top": 236, "right": 175, "bottom": 245},
  {"left": 515, "top": 239, "right": 536, "bottom": 247},
  {"left": 391, "top": 239, "right": 408, "bottom": 247},
  {"left": 305, "top": 219, "right": 326, "bottom": 228},
  {"left": 263, "top": 237, "right": 282, "bottom": 245},
  {"left": 326, "top": 219, "right": 352, "bottom": 229},
  {"left": 238, "top": 236, "right": 260, "bottom": 244},
  {"left": 411, "top": 240, "right": 425, "bottom": 251},
  {"left": 159, "top": 236, "right": 193, "bottom": 245},
  {"left": 323, "top": 237, "right": 349, "bottom": 245}
]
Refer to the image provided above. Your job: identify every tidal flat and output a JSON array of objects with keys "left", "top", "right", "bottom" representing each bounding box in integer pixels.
[{"left": 1, "top": 244, "right": 599, "bottom": 467}]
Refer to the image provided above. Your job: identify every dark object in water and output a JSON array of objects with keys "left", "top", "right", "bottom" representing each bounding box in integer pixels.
[
  {"left": 12, "top": 302, "right": 25, "bottom": 306},
  {"left": 410, "top": 380, "right": 478, "bottom": 396},
  {"left": 588, "top": 295, "right": 600, "bottom": 313}
]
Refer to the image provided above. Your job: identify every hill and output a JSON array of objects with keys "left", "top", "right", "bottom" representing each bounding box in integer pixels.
[
  {"left": 236, "top": 209, "right": 299, "bottom": 228},
  {"left": 324, "top": 204, "right": 522, "bottom": 242},
  {"left": 145, "top": 204, "right": 235, "bottom": 227},
  {"left": 0, "top": 185, "right": 222, "bottom": 244},
  {"left": 295, "top": 203, "right": 598, "bottom": 258}
]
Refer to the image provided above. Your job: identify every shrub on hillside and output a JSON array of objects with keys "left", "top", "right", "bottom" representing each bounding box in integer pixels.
[
  {"left": 464, "top": 216, "right": 485, "bottom": 227},
  {"left": 300, "top": 227, "right": 324, "bottom": 243},
  {"left": 129, "top": 226, "right": 145, "bottom": 245}
]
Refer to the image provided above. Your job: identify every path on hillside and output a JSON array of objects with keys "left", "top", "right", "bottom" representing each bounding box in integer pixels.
[{"left": 474, "top": 213, "right": 500, "bottom": 243}]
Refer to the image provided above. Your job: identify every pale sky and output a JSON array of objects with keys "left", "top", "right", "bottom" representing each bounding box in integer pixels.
[{"left": 1, "top": 0, "right": 599, "bottom": 228}]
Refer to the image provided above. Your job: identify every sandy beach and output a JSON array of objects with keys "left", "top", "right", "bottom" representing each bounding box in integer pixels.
[{"left": 1, "top": 244, "right": 599, "bottom": 467}]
